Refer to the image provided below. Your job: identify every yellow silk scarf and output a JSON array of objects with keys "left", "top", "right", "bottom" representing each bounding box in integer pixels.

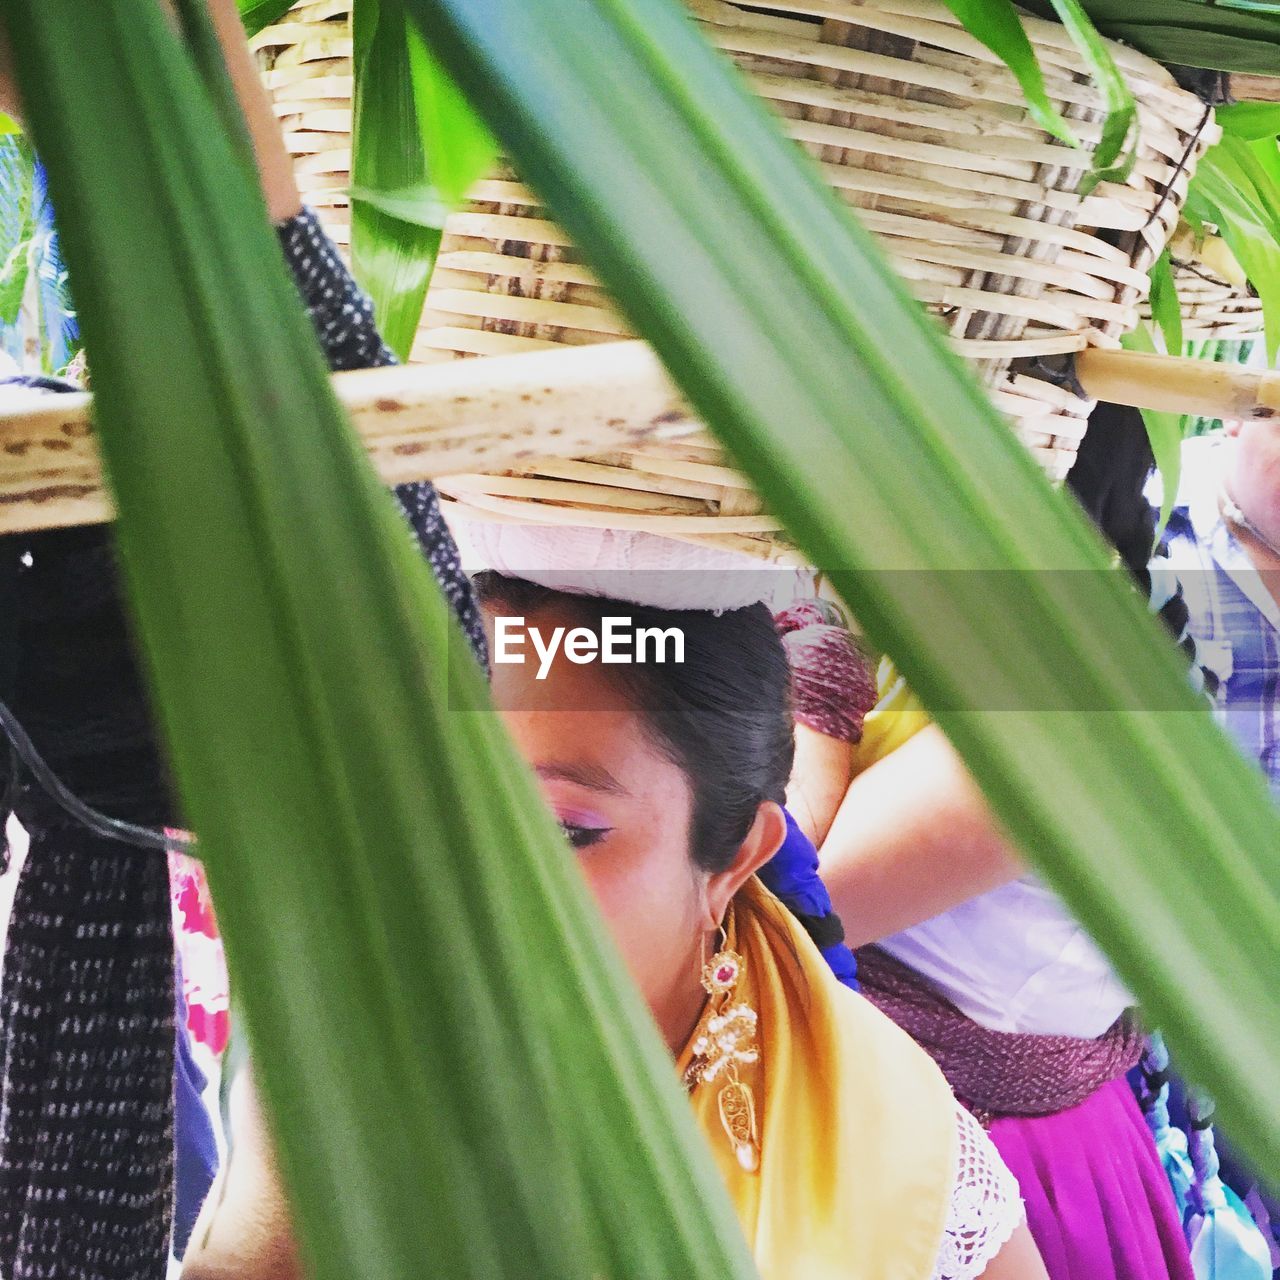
[{"left": 679, "top": 880, "right": 957, "bottom": 1280}]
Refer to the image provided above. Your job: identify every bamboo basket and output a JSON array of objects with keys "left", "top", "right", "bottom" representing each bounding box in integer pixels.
[
  {"left": 256, "top": 0, "right": 1214, "bottom": 561},
  {"left": 1139, "top": 228, "right": 1263, "bottom": 343},
  {"left": 1167, "top": 263, "right": 1263, "bottom": 342}
]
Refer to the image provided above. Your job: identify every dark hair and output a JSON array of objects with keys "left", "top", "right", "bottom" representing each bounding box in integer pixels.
[
  {"left": 1066, "top": 400, "right": 1157, "bottom": 580},
  {"left": 0, "top": 374, "right": 80, "bottom": 396},
  {"left": 473, "top": 571, "right": 794, "bottom": 873}
]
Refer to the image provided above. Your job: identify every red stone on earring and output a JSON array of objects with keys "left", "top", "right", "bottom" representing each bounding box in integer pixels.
[{"left": 702, "top": 947, "right": 745, "bottom": 997}]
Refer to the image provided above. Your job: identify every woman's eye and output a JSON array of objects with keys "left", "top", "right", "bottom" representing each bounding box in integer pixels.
[{"left": 560, "top": 822, "right": 611, "bottom": 850}]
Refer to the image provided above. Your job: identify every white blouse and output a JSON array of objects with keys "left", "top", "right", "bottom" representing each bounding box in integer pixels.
[
  {"left": 934, "top": 1101, "right": 1025, "bottom": 1280},
  {"left": 881, "top": 875, "right": 1133, "bottom": 1038}
]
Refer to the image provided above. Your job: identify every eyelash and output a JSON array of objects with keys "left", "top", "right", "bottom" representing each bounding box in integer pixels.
[{"left": 560, "top": 822, "right": 611, "bottom": 850}]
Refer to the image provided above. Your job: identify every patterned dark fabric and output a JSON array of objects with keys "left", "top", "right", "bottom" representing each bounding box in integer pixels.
[
  {"left": 278, "top": 209, "right": 487, "bottom": 666},
  {"left": 0, "top": 523, "right": 177, "bottom": 1280},
  {"left": 0, "top": 830, "right": 175, "bottom": 1279},
  {"left": 0, "top": 207, "right": 484, "bottom": 1280}
]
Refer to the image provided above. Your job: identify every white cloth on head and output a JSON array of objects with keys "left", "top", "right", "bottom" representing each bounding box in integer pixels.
[{"left": 450, "top": 518, "right": 806, "bottom": 613}]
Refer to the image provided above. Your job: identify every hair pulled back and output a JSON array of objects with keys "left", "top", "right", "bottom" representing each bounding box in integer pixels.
[{"left": 473, "top": 571, "right": 794, "bottom": 873}]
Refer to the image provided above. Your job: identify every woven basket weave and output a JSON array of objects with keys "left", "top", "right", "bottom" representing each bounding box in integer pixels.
[
  {"left": 1171, "top": 267, "right": 1263, "bottom": 342},
  {"left": 257, "top": 0, "right": 1213, "bottom": 561},
  {"left": 1139, "top": 230, "right": 1264, "bottom": 343}
]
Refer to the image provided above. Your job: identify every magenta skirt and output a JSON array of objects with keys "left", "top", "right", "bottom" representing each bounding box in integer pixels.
[{"left": 989, "top": 1078, "right": 1194, "bottom": 1280}]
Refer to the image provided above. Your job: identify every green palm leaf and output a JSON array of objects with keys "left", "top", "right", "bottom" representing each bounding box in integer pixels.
[
  {"left": 5, "top": 2, "right": 758, "bottom": 1277},
  {"left": 0, "top": 135, "right": 32, "bottom": 328},
  {"left": 1187, "top": 133, "right": 1280, "bottom": 362},
  {"left": 350, "top": 0, "right": 442, "bottom": 360},
  {"left": 403, "top": 0, "right": 1280, "bottom": 1186},
  {"left": 351, "top": 0, "right": 495, "bottom": 359},
  {"left": 935, "top": 0, "right": 1079, "bottom": 146},
  {"left": 1019, "top": 0, "right": 1280, "bottom": 74},
  {"left": 917, "top": 0, "right": 1136, "bottom": 192},
  {"left": 236, "top": 0, "right": 294, "bottom": 37}
]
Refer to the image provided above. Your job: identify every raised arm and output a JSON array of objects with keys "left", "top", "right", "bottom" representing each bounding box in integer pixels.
[
  {"left": 0, "top": 0, "right": 301, "bottom": 221},
  {"left": 205, "top": 0, "right": 303, "bottom": 223},
  {"left": 818, "top": 724, "right": 1024, "bottom": 949}
]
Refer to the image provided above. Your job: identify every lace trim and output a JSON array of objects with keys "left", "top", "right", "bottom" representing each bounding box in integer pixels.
[{"left": 932, "top": 1102, "right": 1025, "bottom": 1280}]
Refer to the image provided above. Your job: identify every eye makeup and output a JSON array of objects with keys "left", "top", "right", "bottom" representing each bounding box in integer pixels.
[{"left": 552, "top": 804, "right": 614, "bottom": 850}]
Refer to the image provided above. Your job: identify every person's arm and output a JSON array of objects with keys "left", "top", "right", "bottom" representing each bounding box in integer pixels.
[
  {"left": 807, "top": 554, "right": 1219, "bottom": 950},
  {"left": 0, "top": 0, "right": 301, "bottom": 223},
  {"left": 786, "top": 722, "right": 854, "bottom": 846},
  {"left": 205, "top": 0, "right": 303, "bottom": 224},
  {"left": 816, "top": 724, "right": 1024, "bottom": 949},
  {"left": 182, "top": 1067, "right": 304, "bottom": 1280},
  {"left": 978, "top": 1224, "right": 1050, "bottom": 1280}
]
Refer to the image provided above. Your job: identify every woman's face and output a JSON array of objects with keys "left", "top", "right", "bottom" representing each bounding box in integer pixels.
[
  {"left": 487, "top": 598, "right": 711, "bottom": 1049},
  {"left": 1228, "top": 419, "right": 1280, "bottom": 550}
]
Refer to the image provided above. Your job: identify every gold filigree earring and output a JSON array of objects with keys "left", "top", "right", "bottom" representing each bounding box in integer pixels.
[{"left": 687, "top": 923, "right": 760, "bottom": 1173}]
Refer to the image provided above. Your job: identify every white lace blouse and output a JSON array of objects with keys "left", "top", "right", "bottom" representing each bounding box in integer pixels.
[{"left": 933, "top": 1102, "right": 1025, "bottom": 1280}]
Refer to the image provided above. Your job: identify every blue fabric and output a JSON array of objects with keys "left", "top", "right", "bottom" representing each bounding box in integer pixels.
[
  {"left": 1133, "top": 1042, "right": 1278, "bottom": 1280},
  {"left": 1167, "top": 1073, "right": 1280, "bottom": 1278},
  {"left": 172, "top": 961, "right": 218, "bottom": 1261},
  {"left": 758, "top": 809, "right": 858, "bottom": 992},
  {"left": 1130, "top": 1044, "right": 1194, "bottom": 1220}
]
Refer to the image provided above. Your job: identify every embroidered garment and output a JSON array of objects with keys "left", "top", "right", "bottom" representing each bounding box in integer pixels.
[
  {"left": 168, "top": 846, "right": 228, "bottom": 1058},
  {"left": 679, "top": 879, "right": 1019, "bottom": 1280},
  {"left": 937, "top": 1105, "right": 1024, "bottom": 1280},
  {"left": 0, "top": 523, "right": 178, "bottom": 1280}
]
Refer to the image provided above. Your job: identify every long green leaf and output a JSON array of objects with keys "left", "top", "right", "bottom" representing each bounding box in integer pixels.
[
  {"left": 936, "top": 0, "right": 1078, "bottom": 146},
  {"left": 350, "top": 0, "right": 495, "bottom": 360},
  {"left": 1187, "top": 134, "right": 1280, "bottom": 361},
  {"left": 1217, "top": 101, "right": 1280, "bottom": 142},
  {"left": 405, "top": 19, "right": 494, "bottom": 207},
  {"left": 1019, "top": 0, "right": 1280, "bottom": 73},
  {"left": 0, "top": 237, "right": 31, "bottom": 328},
  {"left": 404, "top": 0, "right": 1280, "bottom": 1187},
  {"left": 7, "top": 3, "right": 760, "bottom": 1278},
  {"left": 938, "top": 0, "right": 1136, "bottom": 192},
  {"left": 0, "top": 136, "right": 33, "bottom": 328},
  {"left": 1043, "top": 0, "right": 1136, "bottom": 193},
  {"left": 350, "top": 0, "right": 441, "bottom": 359},
  {"left": 1148, "top": 248, "right": 1184, "bottom": 357},
  {"left": 236, "top": 0, "right": 295, "bottom": 37},
  {"left": 1122, "top": 322, "right": 1184, "bottom": 542}
]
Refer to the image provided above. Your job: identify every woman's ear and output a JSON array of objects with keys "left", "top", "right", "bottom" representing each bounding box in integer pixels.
[{"left": 702, "top": 801, "right": 788, "bottom": 929}]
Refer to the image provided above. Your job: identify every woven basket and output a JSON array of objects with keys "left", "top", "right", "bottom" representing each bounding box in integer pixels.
[
  {"left": 1168, "top": 262, "right": 1263, "bottom": 342},
  {"left": 1139, "top": 229, "right": 1263, "bottom": 343},
  {"left": 257, "top": 0, "right": 1213, "bottom": 561}
]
